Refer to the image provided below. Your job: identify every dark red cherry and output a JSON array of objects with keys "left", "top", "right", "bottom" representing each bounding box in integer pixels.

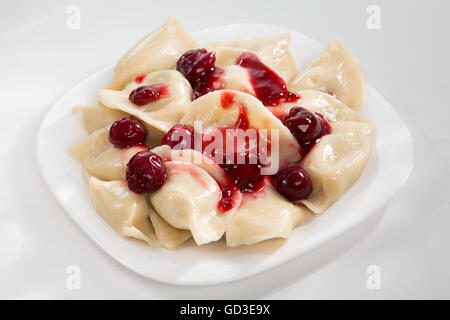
[
  {"left": 162, "top": 124, "right": 195, "bottom": 150},
  {"left": 272, "top": 166, "right": 312, "bottom": 201},
  {"left": 126, "top": 151, "right": 167, "bottom": 194},
  {"left": 176, "top": 49, "right": 216, "bottom": 82},
  {"left": 282, "top": 107, "right": 323, "bottom": 144},
  {"left": 129, "top": 84, "right": 167, "bottom": 106},
  {"left": 109, "top": 117, "right": 147, "bottom": 149}
]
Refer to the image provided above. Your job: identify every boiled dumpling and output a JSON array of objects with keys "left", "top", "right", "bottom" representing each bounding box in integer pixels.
[
  {"left": 289, "top": 39, "right": 366, "bottom": 111},
  {"left": 83, "top": 145, "right": 148, "bottom": 181},
  {"left": 295, "top": 89, "right": 370, "bottom": 124},
  {"left": 73, "top": 104, "right": 127, "bottom": 134},
  {"left": 269, "top": 89, "right": 373, "bottom": 133},
  {"left": 148, "top": 204, "right": 191, "bottom": 250},
  {"left": 149, "top": 161, "right": 233, "bottom": 246},
  {"left": 152, "top": 145, "right": 242, "bottom": 196},
  {"left": 226, "top": 180, "right": 314, "bottom": 247},
  {"left": 222, "top": 65, "right": 255, "bottom": 95},
  {"left": 88, "top": 176, "right": 159, "bottom": 247},
  {"left": 330, "top": 121, "right": 373, "bottom": 136},
  {"left": 68, "top": 126, "right": 147, "bottom": 181},
  {"left": 180, "top": 90, "right": 301, "bottom": 172},
  {"left": 210, "top": 33, "right": 298, "bottom": 82},
  {"left": 299, "top": 133, "right": 371, "bottom": 214},
  {"left": 68, "top": 127, "right": 110, "bottom": 163},
  {"left": 100, "top": 70, "right": 192, "bottom": 132},
  {"left": 106, "top": 17, "right": 198, "bottom": 90}
]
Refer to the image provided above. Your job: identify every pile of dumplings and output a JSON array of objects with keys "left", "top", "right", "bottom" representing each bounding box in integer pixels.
[{"left": 68, "top": 17, "right": 372, "bottom": 250}]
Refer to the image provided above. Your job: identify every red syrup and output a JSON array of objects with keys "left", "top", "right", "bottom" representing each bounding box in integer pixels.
[
  {"left": 236, "top": 52, "right": 300, "bottom": 106},
  {"left": 212, "top": 91, "right": 265, "bottom": 194},
  {"left": 134, "top": 73, "right": 146, "bottom": 84}
]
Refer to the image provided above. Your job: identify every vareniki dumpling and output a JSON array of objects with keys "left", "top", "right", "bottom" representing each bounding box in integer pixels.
[
  {"left": 299, "top": 133, "right": 371, "bottom": 214},
  {"left": 88, "top": 176, "right": 159, "bottom": 247},
  {"left": 226, "top": 181, "right": 314, "bottom": 247},
  {"left": 210, "top": 33, "right": 298, "bottom": 82},
  {"left": 107, "top": 17, "right": 198, "bottom": 90},
  {"left": 100, "top": 70, "right": 192, "bottom": 133},
  {"left": 289, "top": 39, "right": 366, "bottom": 111},
  {"left": 149, "top": 161, "right": 231, "bottom": 246},
  {"left": 68, "top": 126, "right": 148, "bottom": 181}
]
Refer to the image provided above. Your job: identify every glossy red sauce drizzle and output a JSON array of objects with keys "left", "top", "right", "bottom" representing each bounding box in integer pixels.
[
  {"left": 236, "top": 52, "right": 300, "bottom": 106},
  {"left": 134, "top": 73, "right": 146, "bottom": 84}
]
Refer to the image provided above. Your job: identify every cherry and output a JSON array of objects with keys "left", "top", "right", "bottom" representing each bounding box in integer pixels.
[
  {"left": 272, "top": 166, "right": 312, "bottom": 201},
  {"left": 176, "top": 49, "right": 225, "bottom": 100},
  {"left": 176, "top": 49, "right": 216, "bottom": 82},
  {"left": 162, "top": 124, "right": 195, "bottom": 150},
  {"left": 129, "top": 84, "right": 167, "bottom": 106},
  {"left": 109, "top": 117, "right": 147, "bottom": 149},
  {"left": 282, "top": 107, "right": 323, "bottom": 144},
  {"left": 126, "top": 151, "right": 167, "bottom": 194}
]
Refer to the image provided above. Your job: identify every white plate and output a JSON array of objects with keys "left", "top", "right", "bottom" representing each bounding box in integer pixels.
[{"left": 36, "top": 24, "right": 413, "bottom": 286}]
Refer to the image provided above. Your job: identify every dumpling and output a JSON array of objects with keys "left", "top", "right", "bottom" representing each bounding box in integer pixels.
[
  {"left": 267, "top": 89, "right": 373, "bottom": 135},
  {"left": 222, "top": 65, "right": 255, "bottom": 95},
  {"left": 106, "top": 17, "right": 198, "bottom": 90},
  {"left": 179, "top": 90, "right": 301, "bottom": 172},
  {"left": 100, "top": 70, "right": 192, "bottom": 132},
  {"left": 73, "top": 104, "right": 127, "bottom": 134},
  {"left": 226, "top": 180, "right": 314, "bottom": 247},
  {"left": 148, "top": 204, "right": 191, "bottom": 250},
  {"left": 210, "top": 33, "right": 298, "bottom": 82},
  {"left": 149, "top": 161, "right": 232, "bottom": 246},
  {"left": 289, "top": 39, "right": 366, "bottom": 111},
  {"left": 67, "top": 127, "right": 110, "bottom": 163},
  {"left": 88, "top": 176, "right": 159, "bottom": 247},
  {"left": 299, "top": 133, "right": 371, "bottom": 214},
  {"left": 330, "top": 121, "right": 373, "bottom": 136},
  {"left": 295, "top": 89, "right": 370, "bottom": 124},
  {"left": 68, "top": 126, "right": 147, "bottom": 181},
  {"left": 83, "top": 145, "right": 148, "bottom": 181}
]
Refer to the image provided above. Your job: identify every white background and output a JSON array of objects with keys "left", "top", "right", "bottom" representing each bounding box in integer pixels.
[{"left": 0, "top": 0, "right": 449, "bottom": 299}]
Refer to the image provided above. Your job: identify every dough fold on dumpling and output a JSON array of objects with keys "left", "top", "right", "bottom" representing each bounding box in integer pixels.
[
  {"left": 73, "top": 105, "right": 127, "bottom": 134},
  {"left": 68, "top": 126, "right": 147, "bottom": 181},
  {"left": 289, "top": 39, "right": 366, "bottom": 111},
  {"left": 107, "top": 17, "right": 198, "bottom": 90},
  {"left": 148, "top": 204, "right": 191, "bottom": 250},
  {"left": 270, "top": 89, "right": 373, "bottom": 133},
  {"left": 299, "top": 133, "right": 371, "bottom": 214},
  {"left": 226, "top": 181, "right": 314, "bottom": 247},
  {"left": 88, "top": 176, "right": 159, "bottom": 247},
  {"left": 149, "top": 161, "right": 233, "bottom": 246},
  {"left": 100, "top": 70, "right": 192, "bottom": 132},
  {"left": 210, "top": 33, "right": 298, "bottom": 82}
]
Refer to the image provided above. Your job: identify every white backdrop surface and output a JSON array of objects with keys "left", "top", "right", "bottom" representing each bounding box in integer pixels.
[{"left": 0, "top": 0, "right": 449, "bottom": 299}]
